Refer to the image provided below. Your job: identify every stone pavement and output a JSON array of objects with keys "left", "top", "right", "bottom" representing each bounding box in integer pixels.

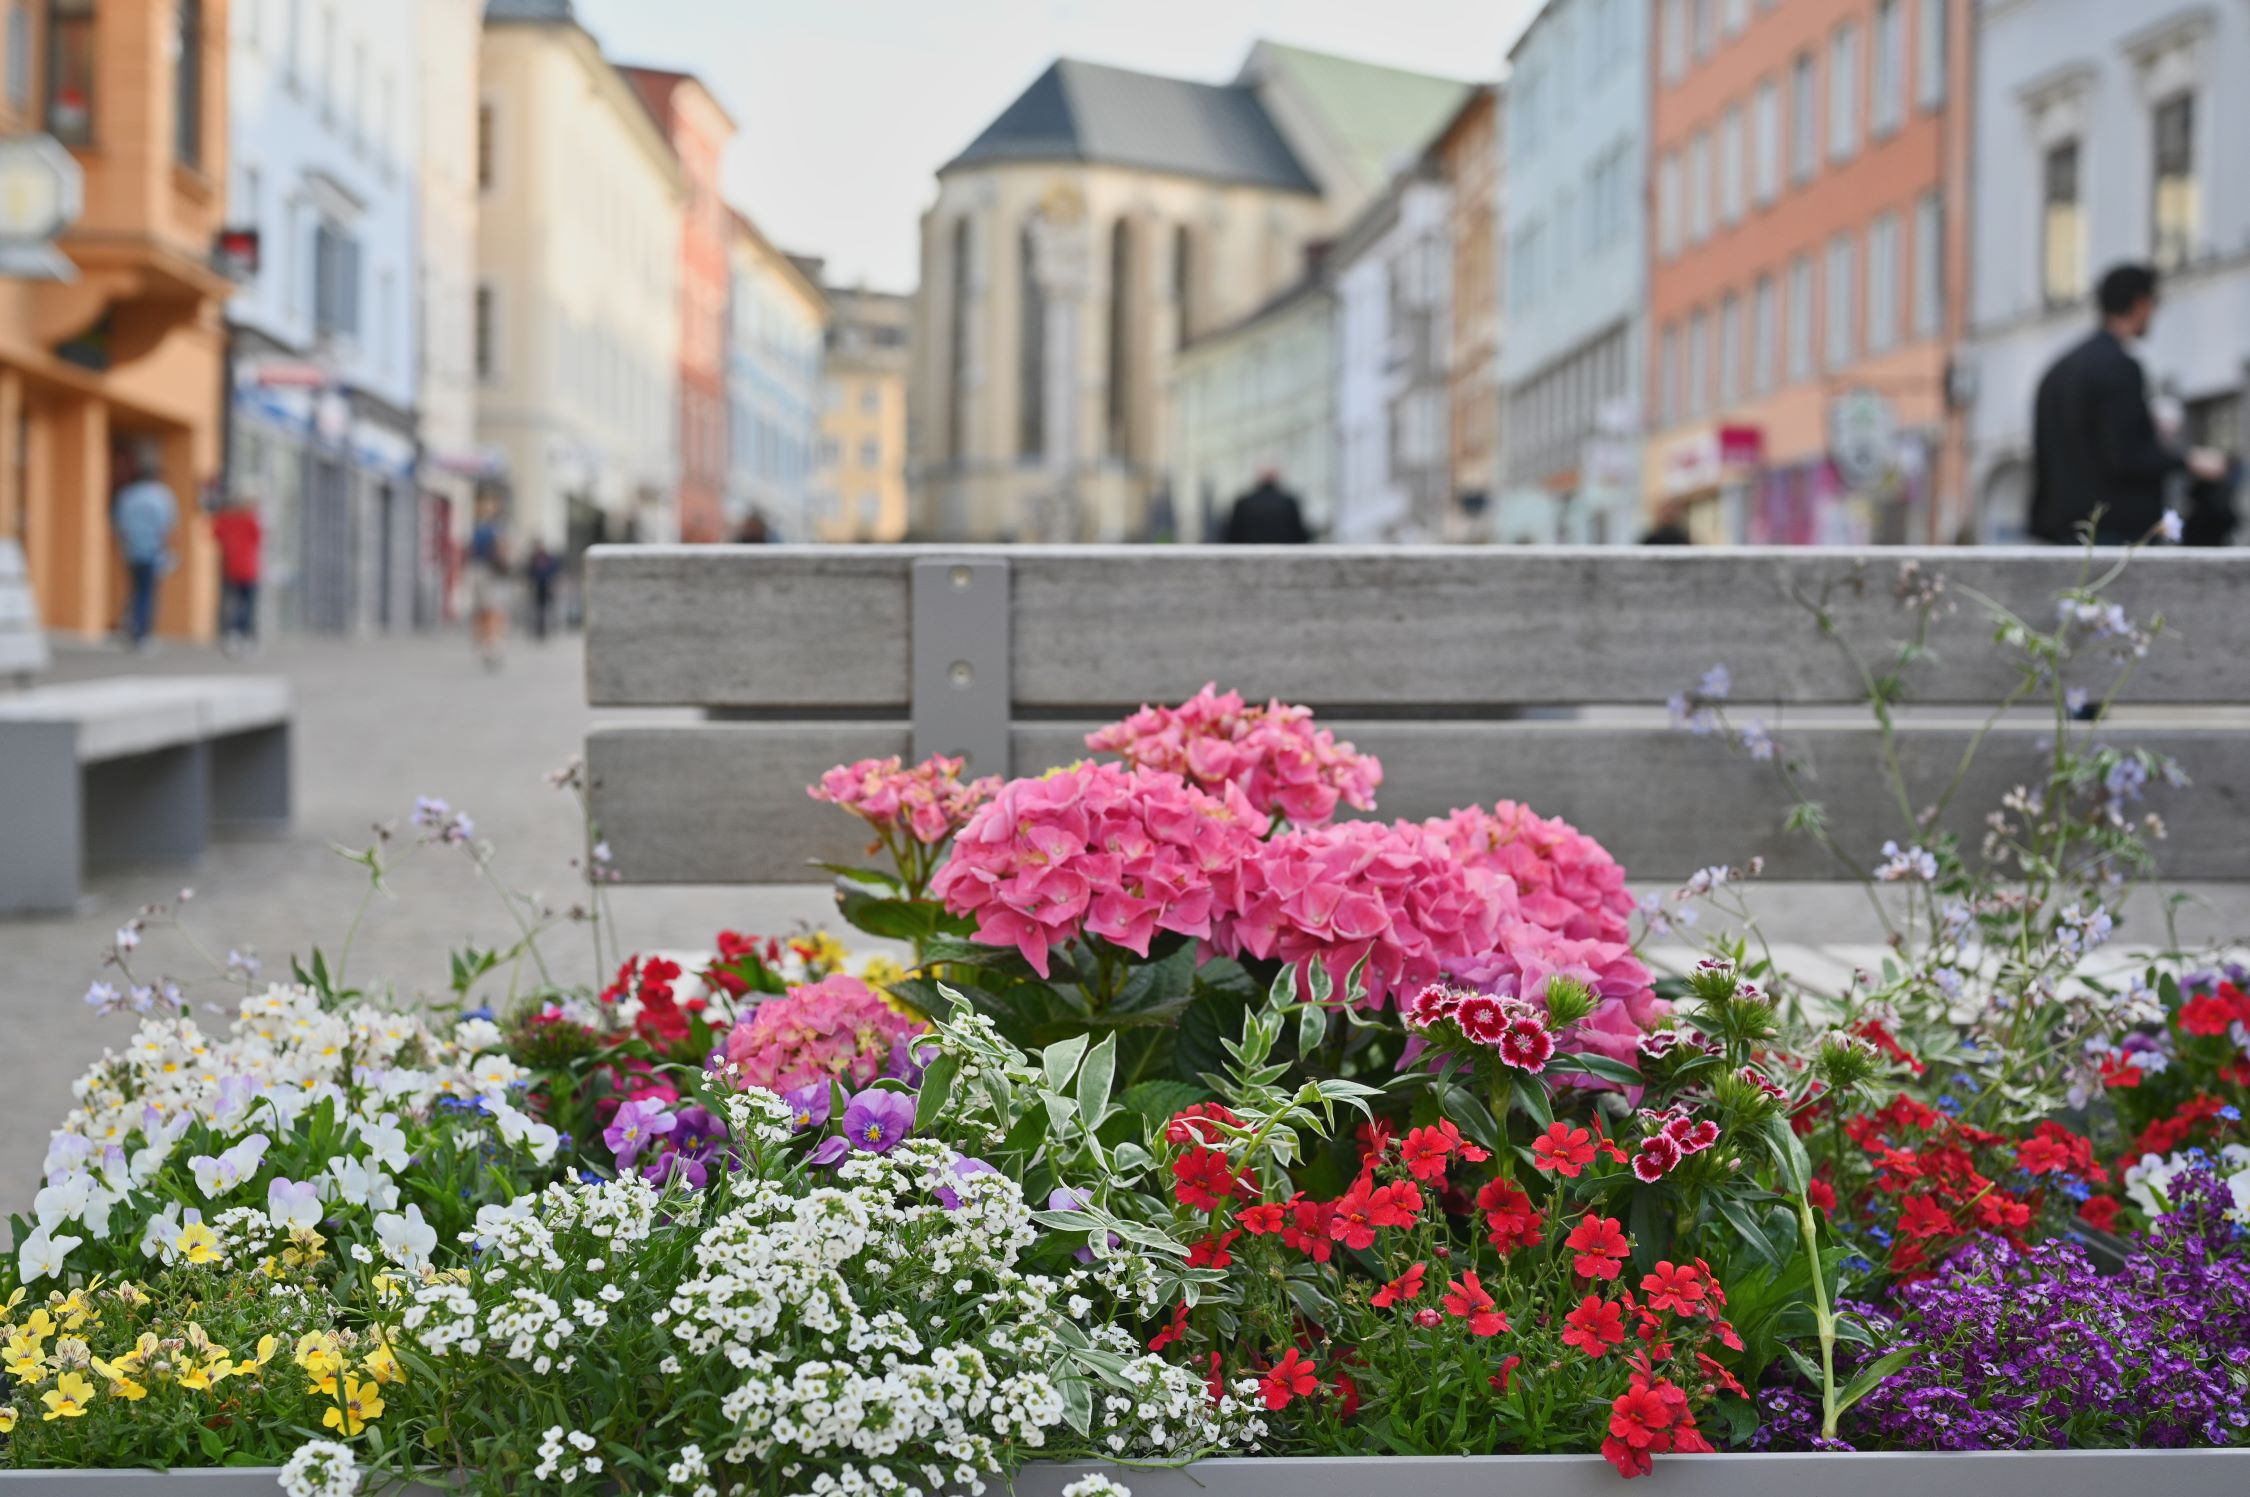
[{"left": 0, "top": 631, "right": 836, "bottom": 1217}]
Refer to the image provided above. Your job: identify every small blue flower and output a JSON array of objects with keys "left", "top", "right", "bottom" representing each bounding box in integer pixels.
[
  {"left": 461, "top": 1006, "right": 497, "bottom": 1024},
  {"left": 2220, "top": 1106, "right": 2242, "bottom": 1123}
]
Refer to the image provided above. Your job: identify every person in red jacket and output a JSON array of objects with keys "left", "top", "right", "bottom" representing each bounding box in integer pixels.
[{"left": 211, "top": 496, "right": 263, "bottom": 655}]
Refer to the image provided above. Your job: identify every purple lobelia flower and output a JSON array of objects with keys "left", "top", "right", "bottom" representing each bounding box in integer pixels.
[
  {"left": 602, "top": 1098, "right": 676, "bottom": 1168},
  {"left": 840, "top": 1088, "right": 914, "bottom": 1154}
]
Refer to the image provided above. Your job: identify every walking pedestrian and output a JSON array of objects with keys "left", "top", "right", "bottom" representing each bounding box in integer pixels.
[
  {"left": 111, "top": 453, "right": 179, "bottom": 651},
  {"left": 1641, "top": 497, "right": 1693, "bottom": 545},
  {"left": 210, "top": 495, "right": 263, "bottom": 655},
  {"left": 465, "top": 498, "right": 512, "bottom": 670},
  {"left": 1221, "top": 469, "right": 1312, "bottom": 544},
  {"left": 2028, "top": 263, "right": 2228, "bottom": 544},
  {"left": 525, "top": 541, "right": 561, "bottom": 641}
]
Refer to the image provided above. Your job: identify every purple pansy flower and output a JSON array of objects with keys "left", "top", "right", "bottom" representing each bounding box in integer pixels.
[
  {"left": 1046, "top": 1184, "right": 1122, "bottom": 1263},
  {"left": 841, "top": 1088, "right": 914, "bottom": 1154},
  {"left": 782, "top": 1082, "right": 831, "bottom": 1134},
  {"left": 806, "top": 1135, "right": 849, "bottom": 1167},
  {"left": 602, "top": 1097, "right": 676, "bottom": 1168},
  {"left": 935, "top": 1154, "right": 997, "bottom": 1210},
  {"left": 885, "top": 1033, "right": 941, "bottom": 1087}
]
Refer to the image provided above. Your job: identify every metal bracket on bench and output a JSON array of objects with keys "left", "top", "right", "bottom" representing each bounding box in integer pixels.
[{"left": 910, "top": 557, "right": 1011, "bottom": 778}]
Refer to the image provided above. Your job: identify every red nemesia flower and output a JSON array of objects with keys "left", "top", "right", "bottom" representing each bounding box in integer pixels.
[
  {"left": 1639, "top": 1261, "right": 1708, "bottom": 1315},
  {"left": 1282, "top": 1196, "right": 1337, "bottom": 1261},
  {"left": 1602, "top": 1436, "right": 1653, "bottom": 1479},
  {"left": 1334, "top": 1370, "right": 1361, "bottom": 1420},
  {"left": 1806, "top": 1177, "right": 1837, "bottom": 1215},
  {"left": 1697, "top": 1352, "right": 1746, "bottom": 1398},
  {"left": 1366, "top": 1179, "right": 1424, "bottom": 1228},
  {"left": 1260, "top": 1348, "right": 1319, "bottom": 1411},
  {"left": 1441, "top": 1118, "right": 1492, "bottom": 1162},
  {"left": 1186, "top": 1229, "right": 1241, "bottom": 1270},
  {"left": 1562, "top": 1294, "right": 1628, "bottom": 1356},
  {"left": 2079, "top": 1194, "right": 2122, "bottom": 1232},
  {"left": 1356, "top": 1117, "right": 1397, "bottom": 1163},
  {"left": 2180, "top": 993, "right": 2239, "bottom": 1037},
  {"left": 1897, "top": 1193, "right": 1957, "bottom": 1240},
  {"left": 2098, "top": 1053, "right": 2144, "bottom": 1089},
  {"left": 1414, "top": 1306, "right": 1443, "bottom": 1328},
  {"left": 1531, "top": 1121, "right": 1598, "bottom": 1177},
  {"left": 1372, "top": 1262, "right": 1428, "bottom": 1308},
  {"left": 1166, "top": 1102, "right": 1245, "bottom": 1146},
  {"left": 1565, "top": 1213, "right": 1630, "bottom": 1279},
  {"left": 1489, "top": 1353, "right": 1523, "bottom": 1394},
  {"left": 1607, "top": 1382, "right": 1676, "bottom": 1448},
  {"left": 1400, "top": 1124, "right": 1457, "bottom": 1182},
  {"left": 1171, "top": 1147, "right": 1242, "bottom": 1212},
  {"left": 1237, "top": 1200, "right": 1287, "bottom": 1235},
  {"left": 1205, "top": 1351, "right": 1227, "bottom": 1403},
  {"left": 1477, "top": 1178, "right": 1544, "bottom": 1253},
  {"left": 1442, "top": 1271, "right": 1510, "bottom": 1336},
  {"left": 1148, "top": 1301, "right": 1189, "bottom": 1351},
  {"left": 1329, "top": 1183, "right": 1380, "bottom": 1251}
]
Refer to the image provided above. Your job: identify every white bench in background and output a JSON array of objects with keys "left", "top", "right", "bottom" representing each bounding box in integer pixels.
[{"left": 0, "top": 540, "right": 292, "bottom": 916}]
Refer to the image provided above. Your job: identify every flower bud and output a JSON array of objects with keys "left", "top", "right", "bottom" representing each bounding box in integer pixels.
[{"left": 1542, "top": 975, "right": 1599, "bottom": 1029}]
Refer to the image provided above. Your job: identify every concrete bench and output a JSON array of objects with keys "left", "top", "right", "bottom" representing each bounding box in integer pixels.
[
  {"left": 576, "top": 546, "right": 2250, "bottom": 895},
  {"left": 0, "top": 536, "right": 293, "bottom": 914}
]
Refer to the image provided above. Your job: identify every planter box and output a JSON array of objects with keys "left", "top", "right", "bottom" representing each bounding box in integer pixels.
[{"left": 6, "top": 1451, "right": 2250, "bottom": 1496}]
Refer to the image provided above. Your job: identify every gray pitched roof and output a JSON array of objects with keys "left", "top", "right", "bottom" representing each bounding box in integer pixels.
[
  {"left": 944, "top": 59, "right": 1317, "bottom": 193},
  {"left": 484, "top": 0, "right": 575, "bottom": 22}
]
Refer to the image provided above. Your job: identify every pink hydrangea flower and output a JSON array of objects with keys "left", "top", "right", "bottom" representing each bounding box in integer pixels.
[
  {"left": 931, "top": 761, "right": 1265, "bottom": 978},
  {"left": 718, "top": 974, "right": 924, "bottom": 1093},
  {"left": 809, "top": 754, "right": 1001, "bottom": 846},
  {"left": 1452, "top": 922, "right": 1669, "bottom": 1088},
  {"left": 1086, "top": 683, "right": 1382, "bottom": 827},
  {"left": 1212, "top": 818, "right": 1514, "bottom": 1010},
  {"left": 1425, "top": 801, "right": 1635, "bottom": 944}
]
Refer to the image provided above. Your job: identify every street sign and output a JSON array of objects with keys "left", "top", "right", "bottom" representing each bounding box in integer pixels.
[
  {"left": 1828, "top": 388, "right": 1897, "bottom": 489},
  {"left": 0, "top": 135, "right": 83, "bottom": 281}
]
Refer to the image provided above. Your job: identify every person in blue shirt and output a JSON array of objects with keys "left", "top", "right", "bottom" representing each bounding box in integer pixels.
[{"left": 111, "top": 457, "right": 179, "bottom": 650}]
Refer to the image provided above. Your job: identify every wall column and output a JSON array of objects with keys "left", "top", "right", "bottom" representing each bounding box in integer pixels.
[
  {"left": 0, "top": 368, "right": 22, "bottom": 542},
  {"left": 43, "top": 396, "right": 112, "bottom": 637},
  {"left": 157, "top": 424, "right": 215, "bottom": 640}
]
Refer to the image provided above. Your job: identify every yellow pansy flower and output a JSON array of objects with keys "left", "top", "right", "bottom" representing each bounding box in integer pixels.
[
  {"left": 249, "top": 1333, "right": 281, "bottom": 1368},
  {"left": 40, "top": 1371, "right": 93, "bottom": 1420},
  {"left": 53, "top": 1288, "right": 93, "bottom": 1331},
  {"left": 3, "top": 1334, "right": 44, "bottom": 1381},
  {"left": 321, "top": 1375, "right": 384, "bottom": 1436},
  {"left": 178, "top": 1354, "right": 233, "bottom": 1392},
  {"left": 361, "top": 1338, "right": 403, "bottom": 1386},
  {"left": 0, "top": 1405, "right": 16, "bottom": 1433},
  {"left": 295, "top": 1332, "right": 344, "bottom": 1396},
  {"left": 90, "top": 1356, "right": 147, "bottom": 1401},
  {"left": 21, "top": 1309, "right": 55, "bottom": 1341},
  {"left": 1, "top": 1285, "right": 25, "bottom": 1320},
  {"left": 175, "top": 1223, "right": 220, "bottom": 1265}
]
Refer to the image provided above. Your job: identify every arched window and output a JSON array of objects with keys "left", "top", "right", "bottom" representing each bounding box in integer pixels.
[
  {"left": 946, "top": 217, "right": 970, "bottom": 461},
  {"left": 1172, "top": 224, "right": 1194, "bottom": 349},
  {"left": 1018, "top": 222, "right": 1046, "bottom": 458},
  {"left": 1106, "top": 219, "right": 1132, "bottom": 460}
]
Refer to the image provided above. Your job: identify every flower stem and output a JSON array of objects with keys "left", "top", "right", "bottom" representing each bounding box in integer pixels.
[{"left": 1795, "top": 1184, "right": 1841, "bottom": 1440}]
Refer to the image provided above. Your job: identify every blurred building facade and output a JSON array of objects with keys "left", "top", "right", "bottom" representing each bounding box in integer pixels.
[
  {"left": 723, "top": 211, "right": 826, "bottom": 539},
  {"left": 476, "top": 0, "right": 684, "bottom": 555},
  {"left": 1644, "top": 0, "right": 1973, "bottom": 544},
  {"left": 1170, "top": 268, "right": 1337, "bottom": 539},
  {"left": 911, "top": 43, "right": 1472, "bottom": 541},
  {"left": 0, "top": 0, "right": 233, "bottom": 641},
  {"left": 417, "top": 0, "right": 488, "bottom": 621},
  {"left": 1433, "top": 85, "right": 1503, "bottom": 542},
  {"left": 1331, "top": 163, "right": 1455, "bottom": 542},
  {"left": 1961, "top": 0, "right": 2249, "bottom": 542},
  {"left": 620, "top": 66, "right": 736, "bottom": 544},
  {"left": 811, "top": 284, "right": 912, "bottom": 542},
  {"left": 1497, "top": 0, "right": 1649, "bottom": 547}
]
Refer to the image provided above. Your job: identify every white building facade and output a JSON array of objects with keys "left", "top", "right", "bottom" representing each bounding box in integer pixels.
[
  {"left": 1963, "top": 0, "right": 2250, "bottom": 541},
  {"left": 1169, "top": 277, "right": 1337, "bottom": 539},
  {"left": 417, "top": 0, "right": 486, "bottom": 618},
  {"left": 224, "top": 0, "right": 426, "bottom": 633},
  {"left": 726, "top": 221, "right": 828, "bottom": 540},
  {"left": 1332, "top": 174, "right": 1454, "bottom": 542},
  {"left": 1495, "top": 0, "right": 1649, "bottom": 545}
]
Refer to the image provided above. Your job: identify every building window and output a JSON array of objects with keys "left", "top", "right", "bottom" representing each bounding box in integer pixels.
[
  {"left": 1871, "top": 0, "right": 1903, "bottom": 138},
  {"left": 1787, "top": 253, "right": 1814, "bottom": 382},
  {"left": 1868, "top": 212, "right": 1900, "bottom": 353},
  {"left": 1171, "top": 224, "right": 1194, "bottom": 349},
  {"left": 1687, "top": 130, "right": 1711, "bottom": 245},
  {"left": 1018, "top": 224, "right": 1045, "bottom": 458},
  {"left": 1912, "top": 190, "right": 1944, "bottom": 338},
  {"left": 1686, "top": 309, "right": 1709, "bottom": 418},
  {"left": 1661, "top": 0, "right": 1686, "bottom": 82},
  {"left": 2152, "top": 94, "right": 2197, "bottom": 272},
  {"left": 859, "top": 384, "right": 879, "bottom": 414},
  {"left": 1718, "top": 291, "right": 1741, "bottom": 406},
  {"left": 1828, "top": 24, "right": 1860, "bottom": 164},
  {"left": 1790, "top": 52, "right": 1817, "bottom": 185},
  {"left": 1691, "top": 0, "right": 1713, "bottom": 60},
  {"left": 1916, "top": 0, "right": 1948, "bottom": 111},
  {"left": 6, "top": 4, "right": 31, "bottom": 113},
  {"left": 45, "top": 0, "right": 95, "bottom": 142},
  {"left": 1825, "top": 234, "right": 1856, "bottom": 370},
  {"left": 1659, "top": 322, "right": 1681, "bottom": 427},
  {"left": 1719, "top": 106, "right": 1744, "bottom": 226},
  {"left": 1106, "top": 219, "right": 1132, "bottom": 459},
  {"left": 174, "top": 0, "right": 204, "bottom": 168},
  {"left": 313, "top": 221, "right": 360, "bottom": 340},
  {"left": 859, "top": 439, "right": 879, "bottom": 468},
  {"left": 1753, "top": 78, "right": 1780, "bottom": 206},
  {"left": 1752, "top": 274, "right": 1777, "bottom": 394},
  {"left": 1657, "top": 152, "right": 1682, "bottom": 260},
  {"left": 1723, "top": 0, "right": 1748, "bottom": 37},
  {"left": 473, "top": 283, "right": 496, "bottom": 382},
  {"left": 2041, "top": 140, "right": 2083, "bottom": 307},
  {"left": 946, "top": 217, "right": 971, "bottom": 460}
]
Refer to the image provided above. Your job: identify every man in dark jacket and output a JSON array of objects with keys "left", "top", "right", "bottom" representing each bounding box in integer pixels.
[
  {"left": 2029, "top": 264, "right": 2228, "bottom": 543},
  {"left": 1221, "top": 470, "right": 1312, "bottom": 544}
]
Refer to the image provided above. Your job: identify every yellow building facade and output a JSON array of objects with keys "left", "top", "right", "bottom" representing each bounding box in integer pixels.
[
  {"left": 813, "top": 287, "right": 910, "bottom": 542},
  {"left": 0, "top": 0, "right": 233, "bottom": 641}
]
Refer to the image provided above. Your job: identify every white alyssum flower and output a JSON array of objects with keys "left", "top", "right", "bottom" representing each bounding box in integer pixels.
[
  {"left": 1060, "top": 1477, "right": 1135, "bottom": 1497},
  {"left": 277, "top": 1439, "right": 361, "bottom": 1497}
]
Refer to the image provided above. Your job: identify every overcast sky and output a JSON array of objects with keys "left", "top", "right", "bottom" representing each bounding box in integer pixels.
[{"left": 575, "top": 0, "right": 1540, "bottom": 294}]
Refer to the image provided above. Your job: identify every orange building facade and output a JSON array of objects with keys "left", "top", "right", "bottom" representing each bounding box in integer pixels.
[
  {"left": 1645, "top": 0, "right": 1970, "bottom": 543},
  {"left": 0, "top": 0, "right": 233, "bottom": 639},
  {"left": 1434, "top": 85, "right": 1501, "bottom": 539},
  {"left": 622, "top": 67, "right": 736, "bottom": 544}
]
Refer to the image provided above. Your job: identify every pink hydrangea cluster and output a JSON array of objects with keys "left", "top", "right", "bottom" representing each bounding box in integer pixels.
[
  {"left": 809, "top": 754, "right": 1001, "bottom": 846},
  {"left": 1451, "top": 922, "right": 1668, "bottom": 1082},
  {"left": 1085, "top": 682, "right": 1383, "bottom": 827},
  {"left": 1210, "top": 818, "right": 1514, "bottom": 1010},
  {"left": 1425, "top": 801, "right": 1635, "bottom": 944},
  {"left": 717, "top": 973, "right": 923, "bottom": 1093},
  {"left": 930, "top": 760, "right": 1265, "bottom": 978}
]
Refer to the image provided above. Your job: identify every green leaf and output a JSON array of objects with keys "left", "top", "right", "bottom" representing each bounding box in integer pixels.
[
  {"left": 1835, "top": 1347, "right": 1915, "bottom": 1416},
  {"left": 999, "top": 1101, "right": 1049, "bottom": 1160},
  {"left": 1110, "top": 940, "right": 1200, "bottom": 1016},
  {"left": 1120, "top": 1079, "right": 1207, "bottom": 1128},
  {"left": 1042, "top": 1032, "right": 1091, "bottom": 1095},
  {"left": 1714, "top": 1195, "right": 1783, "bottom": 1271},
  {"left": 1060, "top": 1375, "right": 1094, "bottom": 1438},
  {"left": 1043, "top": 1091, "right": 1078, "bottom": 1134},
  {"left": 1554, "top": 1051, "right": 1645, "bottom": 1086},
  {"left": 1763, "top": 1115, "right": 1812, "bottom": 1196},
  {"left": 1305, "top": 958, "right": 1333, "bottom": 1007},
  {"left": 1297, "top": 1001, "right": 1329, "bottom": 1057},
  {"left": 1174, "top": 985, "right": 1253, "bottom": 1086},
  {"left": 834, "top": 878, "right": 962, "bottom": 944},
  {"left": 1437, "top": 1084, "right": 1503, "bottom": 1154},
  {"left": 913, "top": 1050, "right": 958, "bottom": 1131},
  {"left": 1076, "top": 1033, "right": 1117, "bottom": 1127},
  {"left": 1511, "top": 1074, "right": 1554, "bottom": 1131}
]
